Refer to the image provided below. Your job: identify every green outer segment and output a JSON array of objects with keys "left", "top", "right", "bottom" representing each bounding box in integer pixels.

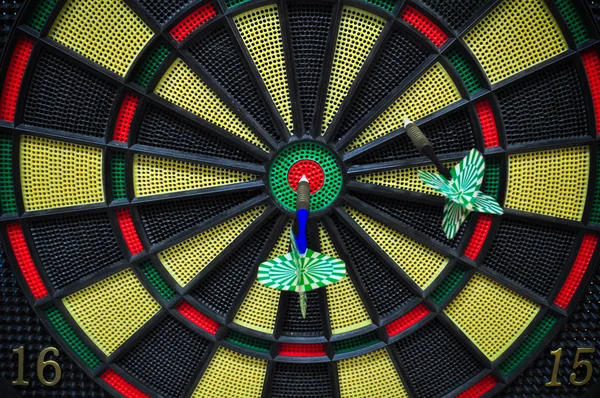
[
  {"left": 135, "top": 44, "right": 171, "bottom": 88},
  {"left": 333, "top": 331, "right": 379, "bottom": 353},
  {"left": 363, "top": 0, "right": 397, "bottom": 12},
  {"left": 482, "top": 158, "right": 500, "bottom": 200},
  {"left": 555, "top": 0, "right": 590, "bottom": 45},
  {"left": 111, "top": 153, "right": 127, "bottom": 200},
  {"left": 499, "top": 314, "right": 558, "bottom": 375},
  {"left": 590, "top": 153, "right": 600, "bottom": 224},
  {"left": 430, "top": 265, "right": 467, "bottom": 305},
  {"left": 0, "top": 132, "right": 16, "bottom": 214},
  {"left": 447, "top": 49, "right": 482, "bottom": 94},
  {"left": 28, "top": 0, "right": 57, "bottom": 32},
  {"left": 269, "top": 142, "right": 343, "bottom": 212},
  {"left": 226, "top": 330, "right": 270, "bottom": 353},
  {"left": 45, "top": 306, "right": 101, "bottom": 369},
  {"left": 141, "top": 261, "right": 175, "bottom": 301},
  {"left": 225, "top": 0, "right": 251, "bottom": 9}
]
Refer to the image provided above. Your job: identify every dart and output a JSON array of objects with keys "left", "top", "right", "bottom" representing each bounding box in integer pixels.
[
  {"left": 404, "top": 119, "right": 504, "bottom": 240},
  {"left": 257, "top": 176, "right": 346, "bottom": 318}
]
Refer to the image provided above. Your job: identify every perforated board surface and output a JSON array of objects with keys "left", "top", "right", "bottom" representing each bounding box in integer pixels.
[{"left": 1, "top": 0, "right": 600, "bottom": 397}]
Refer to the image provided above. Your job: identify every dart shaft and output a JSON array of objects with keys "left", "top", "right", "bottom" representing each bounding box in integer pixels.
[
  {"left": 295, "top": 177, "right": 310, "bottom": 255},
  {"left": 404, "top": 120, "right": 452, "bottom": 180}
]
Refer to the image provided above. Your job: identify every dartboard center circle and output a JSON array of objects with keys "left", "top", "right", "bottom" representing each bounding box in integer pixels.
[
  {"left": 269, "top": 141, "right": 343, "bottom": 213},
  {"left": 287, "top": 159, "right": 325, "bottom": 193}
]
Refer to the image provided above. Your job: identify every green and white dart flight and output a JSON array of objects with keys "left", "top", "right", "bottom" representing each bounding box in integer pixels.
[
  {"left": 418, "top": 148, "right": 503, "bottom": 239},
  {"left": 403, "top": 119, "right": 503, "bottom": 240}
]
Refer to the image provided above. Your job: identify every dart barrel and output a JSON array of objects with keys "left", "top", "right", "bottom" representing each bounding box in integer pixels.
[
  {"left": 404, "top": 120, "right": 432, "bottom": 153},
  {"left": 296, "top": 178, "right": 311, "bottom": 212}
]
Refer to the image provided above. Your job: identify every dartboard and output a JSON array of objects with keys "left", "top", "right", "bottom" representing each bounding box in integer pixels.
[{"left": 1, "top": 0, "right": 600, "bottom": 397}]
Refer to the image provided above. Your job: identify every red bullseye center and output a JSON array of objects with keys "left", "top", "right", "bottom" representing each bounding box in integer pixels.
[{"left": 288, "top": 160, "right": 324, "bottom": 194}]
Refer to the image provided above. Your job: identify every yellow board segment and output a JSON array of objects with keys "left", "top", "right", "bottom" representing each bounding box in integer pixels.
[
  {"left": 63, "top": 269, "right": 160, "bottom": 356},
  {"left": 159, "top": 205, "right": 267, "bottom": 287},
  {"left": 338, "top": 349, "right": 409, "bottom": 398},
  {"left": 506, "top": 147, "right": 589, "bottom": 220},
  {"left": 133, "top": 154, "right": 257, "bottom": 197},
  {"left": 268, "top": 220, "right": 293, "bottom": 259},
  {"left": 322, "top": 6, "right": 386, "bottom": 134},
  {"left": 234, "top": 280, "right": 280, "bottom": 334},
  {"left": 155, "top": 59, "right": 268, "bottom": 151},
  {"left": 348, "top": 63, "right": 461, "bottom": 151},
  {"left": 345, "top": 207, "right": 448, "bottom": 289},
  {"left": 20, "top": 135, "right": 104, "bottom": 211},
  {"left": 444, "top": 273, "right": 540, "bottom": 361},
  {"left": 49, "top": 0, "right": 153, "bottom": 77},
  {"left": 355, "top": 161, "right": 456, "bottom": 195},
  {"left": 192, "top": 347, "right": 267, "bottom": 398},
  {"left": 320, "top": 224, "right": 372, "bottom": 335},
  {"left": 234, "top": 5, "right": 293, "bottom": 132},
  {"left": 464, "top": 0, "right": 567, "bottom": 84}
]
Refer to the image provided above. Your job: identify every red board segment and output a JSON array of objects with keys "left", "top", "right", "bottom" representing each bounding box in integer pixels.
[
  {"left": 464, "top": 214, "right": 493, "bottom": 260},
  {"left": 554, "top": 234, "right": 598, "bottom": 308},
  {"left": 116, "top": 208, "right": 144, "bottom": 255},
  {"left": 113, "top": 93, "right": 139, "bottom": 143},
  {"left": 457, "top": 375, "right": 497, "bottom": 398},
  {"left": 177, "top": 301, "right": 219, "bottom": 335},
  {"left": 385, "top": 303, "right": 430, "bottom": 337},
  {"left": 0, "top": 37, "right": 34, "bottom": 122},
  {"left": 6, "top": 223, "right": 48, "bottom": 299},
  {"left": 288, "top": 160, "right": 324, "bottom": 194},
  {"left": 279, "top": 343, "right": 327, "bottom": 357},
  {"left": 401, "top": 6, "right": 448, "bottom": 47},
  {"left": 170, "top": 3, "right": 217, "bottom": 42},
  {"left": 102, "top": 369, "right": 149, "bottom": 398},
  {"left": 475, "top": 99, "right": 500, "bottom": 148},
  {"left": 582, "top": 50, "right": 600, "bottom": 135}
]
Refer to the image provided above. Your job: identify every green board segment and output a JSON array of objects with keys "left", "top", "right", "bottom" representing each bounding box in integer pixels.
[
  {"left": 28, "top": 0, "right": 58, "bottom": 32},
  {"left": 45, "top": 306, "right": 101, "bottom": 369},
  {"left": 0, "top": 132, "right": 16, "bottom": 214},
  {"left": 556, "top": 0, "right": 590, "bottom": 45},
  {"left": 226, "top": 330, "right": 271, "bottom": 353},
  {"left": 111, "top": 153, "right": 127, "bottom": 200},
  {"left": 447, "top": 49, "right": 482, "bottom": 94},
  {"left": 483, "top": 157, "right": 500, "bottom": 200},
  {"left": 430, "top": 265, "right": 467, "bottom": 305},
  {"left": 363, "top": 0, "right": 397, "bottom": 12},
  {"left": 135, "top": 44, "right": 171, "bottom": 88},
  {"left": 141, "top": 261, "right": 176, "bottom": 301},
  {"left": 225, "top": 0, "right": 251, "bottom": 9},
  {"left": 334, "top": 331, "right": 380, "bottom": 354},
  {"left": 499, "top": 314, "right": 558, "bottom": 375}
]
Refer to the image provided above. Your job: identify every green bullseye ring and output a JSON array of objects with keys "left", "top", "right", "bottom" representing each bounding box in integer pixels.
[{"left": 269, "top": 141, "right": 343, "bottom": 212}]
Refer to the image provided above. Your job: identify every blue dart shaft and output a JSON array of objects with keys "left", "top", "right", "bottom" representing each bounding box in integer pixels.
[{"left": 295, "top": 176, "right": 310, "bottom": 255}]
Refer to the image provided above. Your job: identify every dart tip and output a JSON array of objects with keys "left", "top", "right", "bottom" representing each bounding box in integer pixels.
[
  {"left": 299, "top": 175, "right": 309, "bottom": 183},
  {"left": 403, "top": 118, "right": 413, "bottom": 128}
]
